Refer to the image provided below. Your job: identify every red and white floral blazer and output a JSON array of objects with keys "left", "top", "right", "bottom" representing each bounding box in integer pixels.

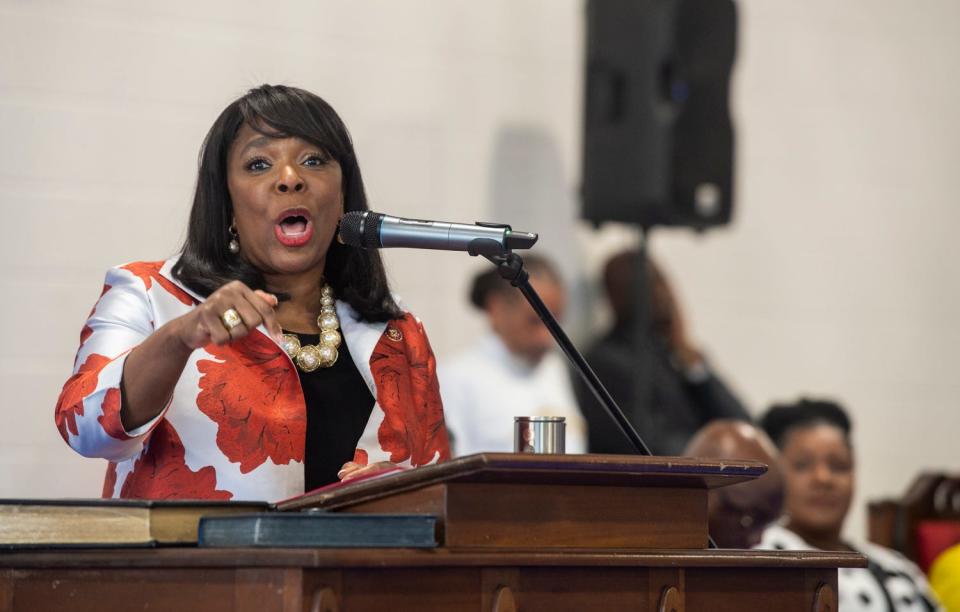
[{"left": 55, "top": 258, "right": 450, "bottom": 502}]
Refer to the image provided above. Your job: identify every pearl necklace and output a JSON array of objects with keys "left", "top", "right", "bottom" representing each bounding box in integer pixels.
[{"left": 280, "top": 285, "right": 342, "bottom": 372}]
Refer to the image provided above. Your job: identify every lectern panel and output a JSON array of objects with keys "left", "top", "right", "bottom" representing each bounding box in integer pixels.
[
  {"left": 444, "top": 483, "right": 706, "bottom": 549},
  {"left": 339, "top": 482, "right": 707, "bottom": 549}
]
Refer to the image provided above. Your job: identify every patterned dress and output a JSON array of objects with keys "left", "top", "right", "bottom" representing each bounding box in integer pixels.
[
  {"left": 758, "top": 524, "right": 942, "bottom": 612},
  {"left": 55, "top": 257, "right": 450, "bottom": 502}
]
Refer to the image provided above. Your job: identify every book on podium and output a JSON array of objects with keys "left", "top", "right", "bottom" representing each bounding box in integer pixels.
[
  {"left": 198, "top": 512, "right": 437, "bottom": 548},
  {"left": 0, "top": 499, "right": 269, "bottom": 548}
]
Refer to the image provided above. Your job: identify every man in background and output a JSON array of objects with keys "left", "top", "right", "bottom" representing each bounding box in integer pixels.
[
  {"left": 684, "top": 420, "right": 784, "bottom": 548},
  {"left": 440, "top": 255, "right": 587, "bottom": 456},
  {"left": 573, "top": 250, "right": 750, "bottom": 456}
]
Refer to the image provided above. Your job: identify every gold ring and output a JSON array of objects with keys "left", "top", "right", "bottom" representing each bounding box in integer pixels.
[{"left": 220, "top": 308, "right": 243, "bottom": 331}]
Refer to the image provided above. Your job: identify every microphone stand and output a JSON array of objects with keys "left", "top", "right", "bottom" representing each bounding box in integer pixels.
[
  {"left": 473, "top": 247, "right": 653, "bottom": 457},
  {"left": 471, "top": 240, "right": 718, "bottom": 549}
]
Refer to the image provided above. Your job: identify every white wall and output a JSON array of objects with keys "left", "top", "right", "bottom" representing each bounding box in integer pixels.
[
  {"left": 1, "top": 0, "right": 957, "bottom": 541},
  {"left": 656, "top": 0, "right": 960, "bottom": 540}
]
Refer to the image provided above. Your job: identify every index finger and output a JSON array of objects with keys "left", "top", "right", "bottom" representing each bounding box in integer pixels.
[
  {"left": 253, "top": 290, "right": 279, "bottom": 307},
  {"left": 245, "top": 288, "right": 282, "bottom": 341}
]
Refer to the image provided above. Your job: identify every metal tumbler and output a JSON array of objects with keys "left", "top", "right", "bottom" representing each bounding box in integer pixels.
[{"left": 514, "top": 416, "right": 566, "bottom": 454}]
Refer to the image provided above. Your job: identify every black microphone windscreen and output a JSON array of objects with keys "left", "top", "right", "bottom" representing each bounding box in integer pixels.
[{"left": 338, "top": 211, "right": 380, "bottom": 248}]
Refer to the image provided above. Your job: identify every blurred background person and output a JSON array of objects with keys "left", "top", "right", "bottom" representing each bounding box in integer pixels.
[
  {"left": 684, "top": 419, "right": 784, "bottom": 549},
  {"left": 573, "top": 250, "right": 750, "bottom": 456},
  {"left": 440, "top": 255, "right": 587, "bottom": 456},
  {"left": 757, "top": 398, "right": 941, "bottom": 611}
]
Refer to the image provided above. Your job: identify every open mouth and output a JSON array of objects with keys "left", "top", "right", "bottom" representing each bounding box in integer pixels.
[
  {"left": 274, "top": 209, "right": 314, "bottom": 247},
  {"left": 279, "top": 214, "right": 308, "bottom": 235}
]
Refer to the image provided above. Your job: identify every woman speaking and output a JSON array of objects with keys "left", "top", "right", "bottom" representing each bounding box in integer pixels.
[{"left": 55, "top": 85, "right": 451, "bottom": 501}]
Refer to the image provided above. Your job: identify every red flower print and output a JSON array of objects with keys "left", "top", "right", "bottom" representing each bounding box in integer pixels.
[
  {"left": 352, "top": 449, "right": 369, "bottom": 466},
  {"left": 196, "top": 332, "right": 306, "bottom": 474},
  {"left": 80, "top": 324, "right": 94, "bottom": 346},
  {"left": 97, "top": 388, "right": 131, "bottom": 441},
  {"left": 55, "top": 353, "right": 112, "bottom": 441},
  {"left": 102, "top": 463, "right": 117, "bottom": 498},
  {"left": 120, "top": 261, "right": 195, "bottom": 307},
  {"left": 119, "top": 420, "right": 232, "bottom": 500},
  {"left": 370, "top": 315, "right": 450, "bottom": 466}
]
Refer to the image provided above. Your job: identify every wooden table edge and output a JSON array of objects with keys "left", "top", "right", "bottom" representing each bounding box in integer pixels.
[{"left": 0, "top": 547, "right": 867, "bottom": 569}]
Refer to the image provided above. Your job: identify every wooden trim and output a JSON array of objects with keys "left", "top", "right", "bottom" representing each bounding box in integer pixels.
[{"left": 0, "top": 547, "right": 866, "bottom": 570}]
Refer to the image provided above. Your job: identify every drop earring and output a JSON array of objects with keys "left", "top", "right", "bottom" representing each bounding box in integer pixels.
[{"left": 228, "top": 224, "right": 241, "bottom": 254}]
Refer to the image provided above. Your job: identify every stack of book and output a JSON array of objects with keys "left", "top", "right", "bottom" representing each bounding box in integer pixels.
[
  {"left": 0, "top": 468, "right": 436, "bottom": 549},
  {"left": 0, "top": 499, "right": 268, "bottom": 548}
]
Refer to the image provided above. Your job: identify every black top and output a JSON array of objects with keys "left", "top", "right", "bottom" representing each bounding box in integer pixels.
[{"left": 287, "top": 331, "right": 376, "bottom": 492}]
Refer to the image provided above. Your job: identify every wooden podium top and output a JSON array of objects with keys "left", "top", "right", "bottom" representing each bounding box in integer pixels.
[
  {"left": 278, "top": 453, "right": 770, "bottom": 550},
  {"left": 279, "top": 452, "right": 768, "bottom": 512}
]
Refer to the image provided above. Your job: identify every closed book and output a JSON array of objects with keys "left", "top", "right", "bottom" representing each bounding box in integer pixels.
[
  {"left": 0, "top": 499, "right": 270, "bottom": 547},
  {"left": 198, "top": 512, "right": 437, "bottom": 548}
]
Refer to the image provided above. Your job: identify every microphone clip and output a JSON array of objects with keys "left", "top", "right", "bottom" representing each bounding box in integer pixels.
[
  {"left": 466, "top": 222, "right": 538, "bottom": 257},
  {"left": 468, "top": 222, "right": 513, "bottom": 258}
]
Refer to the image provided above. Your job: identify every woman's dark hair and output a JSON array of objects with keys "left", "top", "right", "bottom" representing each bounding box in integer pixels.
[
  {"left": 759, "top": 398, "right": 852, "bottom": 450},
  {"left": 172, "top": 84, "right": 400, "bottom": 322},
  {"left": 468, "top": 254, "right": 562, "bottom": 310}
]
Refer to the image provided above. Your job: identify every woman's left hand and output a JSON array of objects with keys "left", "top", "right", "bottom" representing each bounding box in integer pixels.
[{"left": 337, "top": 461, "right": 399, "bottom": 483}]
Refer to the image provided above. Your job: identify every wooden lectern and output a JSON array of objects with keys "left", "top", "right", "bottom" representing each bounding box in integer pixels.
[{"left": 0, "top": 453, "right": 863, "bottom": 611}]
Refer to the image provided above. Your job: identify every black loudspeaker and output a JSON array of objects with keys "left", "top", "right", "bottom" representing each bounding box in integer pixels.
[{"left": 582, "top": 0, "right": 736, "bottom": 229}]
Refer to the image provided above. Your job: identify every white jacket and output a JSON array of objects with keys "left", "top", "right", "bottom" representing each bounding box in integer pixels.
[{"left": 55, "top": 258, "right": 450, "bottom": 502}]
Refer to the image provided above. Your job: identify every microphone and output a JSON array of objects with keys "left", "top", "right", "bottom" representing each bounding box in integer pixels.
[{"left": 338, "top": 211, "right": 538, "bottom": 256}]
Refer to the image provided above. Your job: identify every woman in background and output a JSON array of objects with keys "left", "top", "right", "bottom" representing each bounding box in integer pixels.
[
  {"left": 55, "top": 84, "right": 450, "bottom": 501},
  {"left": 757, "top": 398, "right": 940, "bottom": 611}
]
